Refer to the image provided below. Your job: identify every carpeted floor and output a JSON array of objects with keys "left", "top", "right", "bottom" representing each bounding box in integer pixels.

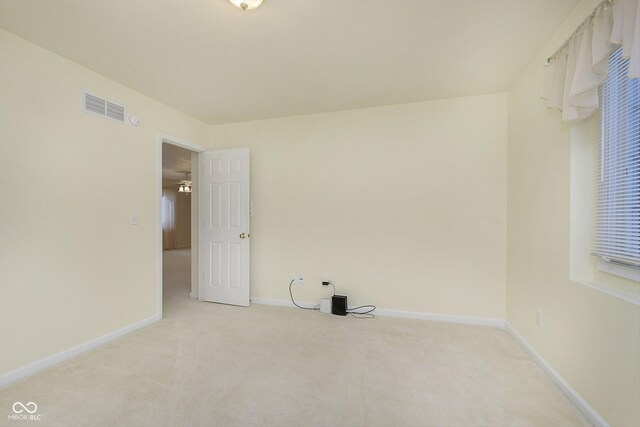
[{"left": 0, "top": 249, "right": 588, "bottom": 426}]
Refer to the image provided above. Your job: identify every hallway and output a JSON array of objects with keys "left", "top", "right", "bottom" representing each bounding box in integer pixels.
[{"left": 162, "top": 248, "right": 192, "bottom": 317}]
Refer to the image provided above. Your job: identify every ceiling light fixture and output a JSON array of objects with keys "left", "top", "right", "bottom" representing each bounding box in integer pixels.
[
  {"left": 228, "top": 0, "right": 263, "bottom": 11},
  {"left": 178, "top": 173, "right": 192, "bottom": 194},
  {"left": 178, "top": 182, "right": 192, "bottom": 194}
]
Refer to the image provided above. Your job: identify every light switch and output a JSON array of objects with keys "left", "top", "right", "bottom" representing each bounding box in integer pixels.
[{"left": 130, "top": 212, "right": 138, "bottom": 225}]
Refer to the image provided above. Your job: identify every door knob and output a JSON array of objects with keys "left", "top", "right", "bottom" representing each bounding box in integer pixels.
[{"left": 240, "top": 233, "right": 250, "bottom": 239}]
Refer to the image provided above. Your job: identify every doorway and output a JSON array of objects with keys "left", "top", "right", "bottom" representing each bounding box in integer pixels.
[
  {"left": 158, "top": 135, "right": 204, "bottom": 319},
  {"left": 162, "top": 143, "right": 194, "bottom": 310},
  {"left": 157, "top": 136, "right": 252, "bottom": 318}
]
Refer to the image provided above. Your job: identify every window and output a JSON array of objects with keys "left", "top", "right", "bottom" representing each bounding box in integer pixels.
[{"left": 592, "top": 47, "right": 640, "bottom": 271}]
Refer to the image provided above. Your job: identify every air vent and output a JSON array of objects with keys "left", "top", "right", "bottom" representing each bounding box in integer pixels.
[
  {"left": 106, "top": 101, "right": 125, "bottom": 122},
  {"left": 84, "top": 93, "right": 106, "bottom": 115},
  {"left": 83, "top": 92, "right": 125, "bottom": 123}
]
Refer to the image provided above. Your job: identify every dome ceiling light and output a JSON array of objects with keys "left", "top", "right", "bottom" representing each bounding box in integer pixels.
[{"left": 228, "top": 0, "right": 263, "bottom": 11}]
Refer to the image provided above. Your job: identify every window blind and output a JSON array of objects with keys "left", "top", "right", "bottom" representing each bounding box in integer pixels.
[{"left": 592, "top": 47, "right": 640, "bottom": 268}]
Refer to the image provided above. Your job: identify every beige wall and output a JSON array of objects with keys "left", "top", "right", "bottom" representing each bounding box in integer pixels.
[
  {"left": 507, "top": 1, "right": 640, "bottom": 426},
  {"left": 209, "top": 94, "right": 508, "bottom": 319},
  {"left": 0, "top": 29, "right": 208, "bottom": 375}
]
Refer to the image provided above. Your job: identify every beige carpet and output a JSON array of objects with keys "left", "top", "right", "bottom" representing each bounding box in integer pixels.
[{"left": 0, "top": 249, "right": 588, "bottom": 427}]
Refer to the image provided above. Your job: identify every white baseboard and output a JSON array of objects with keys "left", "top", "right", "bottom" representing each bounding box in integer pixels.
[
  {"left": 374, "top": 308, "right": 505, "bottom": 328},
  {"left": 250, "top": 298, "right": 505, "bottom": 328},
  {"left": 250, "top": 297, "right": 303, "bottom": 308},
  {"left": 190, "top": 291, "right": 198, "bottom": 299},
  {"left": 506, "top": 322, "right": 609, "bottom": 427},
  {"left": 0, "top": 315, "right": 160, "bottom": 389}
]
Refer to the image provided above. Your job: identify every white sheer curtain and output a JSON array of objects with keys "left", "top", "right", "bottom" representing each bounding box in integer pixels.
[
  {"left": 542, "top": 0, "right": 639, "bottom": 122},
  {"left": 162, "top": 188, "right": 177, "bottom": 250}
]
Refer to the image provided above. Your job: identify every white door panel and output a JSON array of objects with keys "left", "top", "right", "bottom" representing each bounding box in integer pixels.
[{"left": 200, "top": 148, "right": 250, "bottom": 307}]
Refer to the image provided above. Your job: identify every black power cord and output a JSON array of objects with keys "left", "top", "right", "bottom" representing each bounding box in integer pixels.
[
  {"left": 347, "top": 304, "right": 376, "bottom": 319},
  {"left": 322, "top": 281, "right": 336, "bottom": 296}
]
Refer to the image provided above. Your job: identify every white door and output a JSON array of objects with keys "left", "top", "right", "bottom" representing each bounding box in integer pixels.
[{"left": 200, "top": 148, "right": 250, "bottom": 307}]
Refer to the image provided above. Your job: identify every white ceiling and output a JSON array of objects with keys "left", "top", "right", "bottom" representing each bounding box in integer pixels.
[
  {"left": 162, "top": 144, "right": 192, "bottom": 188},
  {"left": 0, "top": 0, "right": 579, "bottom": 124}
]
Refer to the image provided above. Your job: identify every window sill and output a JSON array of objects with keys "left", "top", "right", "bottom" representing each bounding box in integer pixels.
[
  {"left": 575, "top": 279, "right": 640, "bottom": 306},
  {"left": 597, "top": 258, "right": 640, "bottom": 282}
]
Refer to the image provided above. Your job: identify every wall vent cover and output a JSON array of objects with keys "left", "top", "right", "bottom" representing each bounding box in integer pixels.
[{"left": 83, "top": 92, "right": 126, "bottom": 123}]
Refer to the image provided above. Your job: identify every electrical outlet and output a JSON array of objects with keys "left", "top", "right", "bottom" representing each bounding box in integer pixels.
[
  {"left": 536, "top": 310, "right": 542, "bottom": 327},
  {"left": 290, "top": 274, "right": 304, "bottom": 284}
]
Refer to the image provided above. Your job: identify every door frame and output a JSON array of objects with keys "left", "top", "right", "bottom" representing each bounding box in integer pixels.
[{"left": 157, "top": 132, "right": 206, "bottom": 319}]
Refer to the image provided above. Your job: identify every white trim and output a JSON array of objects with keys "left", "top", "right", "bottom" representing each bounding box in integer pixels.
[
  {"left": 190, "top": 291, "right": 198, "bottom": 299},
  {"left": 0, "top": 315, "right": 160, "bottom": 389},
  {"left": 250, "top": 298, "right": 505, "bottom": 328},
  {"left": 157, "top": 133, "right": 205, "bottom": 320},
  {"left": 506, "top": 323, "right": 609, "bottom": 427},
  {"left": 198, "top": 153, "right": 204, "bottom": 302},
  {"left": 251, "top": 298, "right": 304, "bottom": 308},
  {"left": 158, "top": 132, "right": 207, "bottom": 153},
  {"left": 157, "top": 137, "right": 163, "bottom": 319},
  {"left": 373, "top": 308, "right": 505, "bottom": 328}
]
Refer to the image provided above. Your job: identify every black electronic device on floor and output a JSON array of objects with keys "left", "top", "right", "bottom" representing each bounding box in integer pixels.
[{"left": 331, "top": 295, "right": 348, "bottom": 316}]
